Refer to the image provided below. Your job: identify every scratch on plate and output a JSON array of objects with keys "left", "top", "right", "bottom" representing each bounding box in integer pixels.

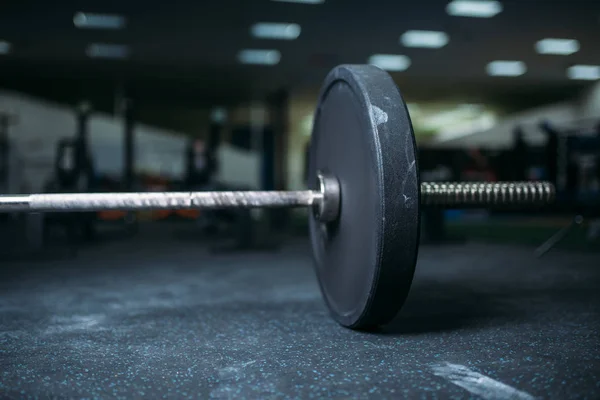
[{"left": 371, "top": 105, "right": 388, "bottom": 125}]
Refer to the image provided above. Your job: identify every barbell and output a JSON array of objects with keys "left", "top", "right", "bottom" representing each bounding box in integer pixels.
[{"left": 0, "top": 65, "right": 555, "bottom": 330}]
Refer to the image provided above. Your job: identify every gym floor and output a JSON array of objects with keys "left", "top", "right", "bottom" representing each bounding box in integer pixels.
[{"left": 1, "top": 223, "right": 599, "bottom": 399}]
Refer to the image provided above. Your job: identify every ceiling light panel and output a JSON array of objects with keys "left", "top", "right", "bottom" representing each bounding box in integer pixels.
[
  {"left": 0, "top": 41, "right": 11, "bottom": 54},
  {"left": 368, "top": 54, "right": 411, "bottom": 72},
  {"left": 567, "top": 65, "right": 600, "bottom": 81},
  {"left": 238, "top": 49, "right": 281, "bottom": 65},
  {"left": 210, "top": 107, "right": 228, "bottom": 124},
  {"left": 446, "top": 0, "right": 502, "bottom": 18},
  {"left": 535, "top": 38, "right": 580, "bottom": 55},
  {"left": 86, "top": 43, "right": 129, "bottom": 59},
  {"left": 251, "top": 23, "right": 301, "bottom": 40},
  {"left": 74, "top": 12, "right": 126, "bottom": 29},
  {"left": 401, "top": 30, "right": 449, "bottom": 48},
  {"left": 486, "top": 60, "right": 526, "bottom": 76}
]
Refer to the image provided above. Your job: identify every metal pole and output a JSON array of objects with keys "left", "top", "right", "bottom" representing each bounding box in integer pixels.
[
  {"left": 0, "top": 181, "right": 555, "bottom": 214},
  {"left": 0, "top": 190, "right": 322, "bottom": 213}
]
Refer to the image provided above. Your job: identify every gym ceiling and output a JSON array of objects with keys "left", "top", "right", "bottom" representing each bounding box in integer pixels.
[{"left": 0, "top": 0, "right": 599, "bottom": 111}]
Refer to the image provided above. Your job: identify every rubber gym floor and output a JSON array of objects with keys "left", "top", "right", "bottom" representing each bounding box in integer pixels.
[{"left": 1, "top": 221, "right": 599, "bottom": 399}]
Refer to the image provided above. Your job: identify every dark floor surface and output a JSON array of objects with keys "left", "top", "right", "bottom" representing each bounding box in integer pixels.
[{"left": 1, "top": 223, "right": 599, "bottom": 399}]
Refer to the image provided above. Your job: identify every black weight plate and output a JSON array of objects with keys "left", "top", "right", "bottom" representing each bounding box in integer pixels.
[{"left": 308, "top": 64, "right": 420, "bottom": 330}]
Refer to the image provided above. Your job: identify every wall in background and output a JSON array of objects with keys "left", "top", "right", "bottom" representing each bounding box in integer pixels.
[
  {"left": 0, "top": 90, "right": 77, "bottom": 192},
  {"left": 90, "top": 116, "right": 189, "bottom": 179},
  {"left": 135, "top": 124, "right": 188, "bottom": 178},
  {"left": 287, "top": 92, "right": 315, "bottom": 190},
  {"left": 88, "top": 116, "right": 123, "bottom": 177},
  {"left": 0, "top": 92, "right": 192, "bottom": 191},
  {"left": 430, "top": 101, "right": 580, "bottom": 148},
  {"left": 580, "top": 82, "right": 600, "bottom": 119},
  {"left": 431, "top": 83, "right": 600, "bottom": 149},
  {"left": 98, "top": 102, "right": 265, "bottom": 188},
  {"left": 216, "top": 144, "right": 260, "bottom": 189},
  {"left": 0, "top": 90, "right": 263, "bottom": 192}
]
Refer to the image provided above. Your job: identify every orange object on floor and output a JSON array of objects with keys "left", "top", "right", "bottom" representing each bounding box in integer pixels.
[
  {"left": 152, "top": 210, "right": 173, "bottom": 220},
  {"left": 176, "top": 209, "right": 201, "bottom": 219}
]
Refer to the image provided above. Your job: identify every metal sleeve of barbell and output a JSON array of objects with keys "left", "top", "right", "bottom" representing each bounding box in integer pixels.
[
  {"left": 0, "top": 191, "right": 323, "bottom": 213},
  {"left": 420, "top": 181, "right": 555, "bottom": 207}
]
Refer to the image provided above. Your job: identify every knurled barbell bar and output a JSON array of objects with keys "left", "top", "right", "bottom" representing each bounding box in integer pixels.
[{"left": 0, "top": 65, "right": 555, "bottom": 330}]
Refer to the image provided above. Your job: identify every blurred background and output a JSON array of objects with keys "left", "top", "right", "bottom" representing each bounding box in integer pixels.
[{"left": 0, "top": 0, "right": 599, "bottom": 255}]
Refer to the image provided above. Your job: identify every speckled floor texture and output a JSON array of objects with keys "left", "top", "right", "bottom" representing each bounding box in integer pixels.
[{"left": 1, "top": 223, "right": 599, "bottom": 399}]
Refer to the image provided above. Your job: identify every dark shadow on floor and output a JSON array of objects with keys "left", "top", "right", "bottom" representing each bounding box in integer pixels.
[
  {"left": 376, "top": 280, "right": 523, "bottom": 335},
  {"left": 375, "top": 272, "right": 600, "bottom": 335}
]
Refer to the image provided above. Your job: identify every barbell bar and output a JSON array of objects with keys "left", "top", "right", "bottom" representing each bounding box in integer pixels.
[
  {"left": 0, "top": 64, "right": 557, "bottom": 331},
  {"left": 0, "top": 179, "right": 554, "bottom": 218}
]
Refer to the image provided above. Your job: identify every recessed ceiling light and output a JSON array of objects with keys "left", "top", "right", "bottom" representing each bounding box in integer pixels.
[
  {"left": 210, "top": 107, "right": 228, "bottom": 124},
  {"left": 74, "top": 12, "right": 126, "bottom": 29},
  {"left": 271, "top": 0, "right": 324, "bottom": 3},
  {"left": 0, "top": 40, "right": 11, "bottom": 54},
  {"left": 486, "top": 60, "right": 526, "bottom": 76},
  {"left": 535, "top": 38, "right": 580, "bottom": 55},
  {"left": 251, "top": 23, "right": 301, "bottom": 40},
  {"left": 446, "top": 0, "right": 502, "bottom": 18},
  {"left": 86, "top": 43, "right": 129, "bottom": 59},
  {"left": 401, "top": 30, "right": 449, "bottom": 48},
  {"left": 567, "top": 65, "right": 600, "bottom": 81},
  {"left": 368, "top": 54, "right": 411, "bottom": 72},
  {"left": 238, "top": 49, "right": 281, "bottom": 65}
]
